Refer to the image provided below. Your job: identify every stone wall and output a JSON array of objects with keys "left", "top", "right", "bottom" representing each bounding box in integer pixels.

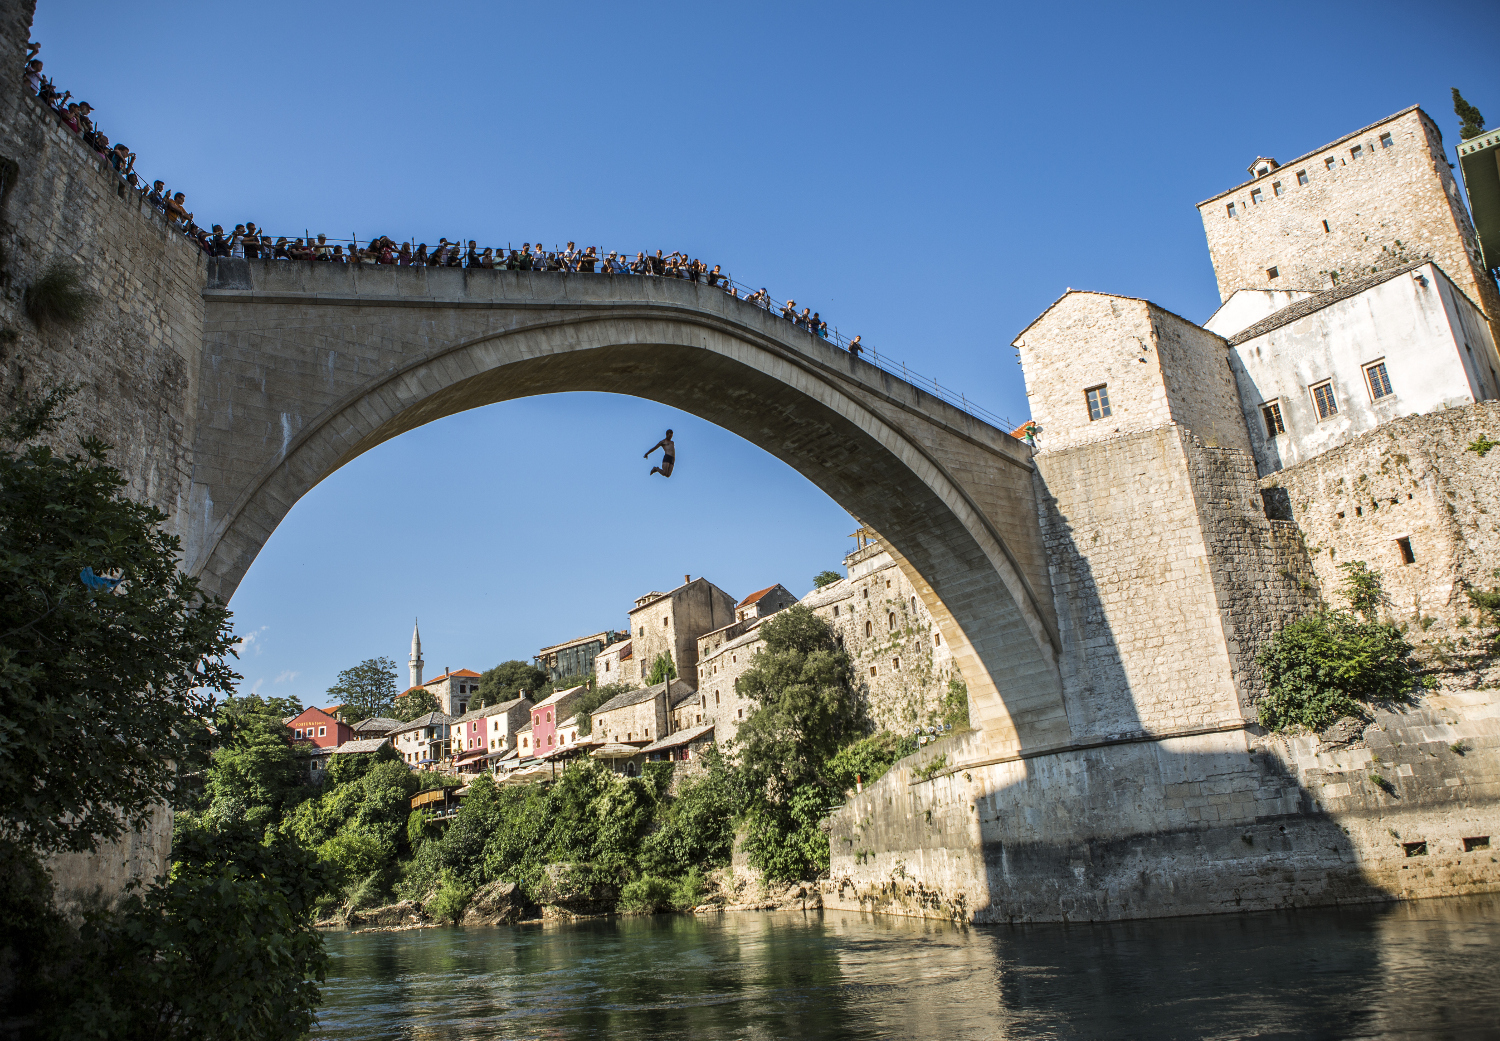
[
  {"left": 0, "top": 0, "right": 209, "bottom": 910},
  {"left": 1196, "top": 107, "right": 1500, "bottom": 343},
  {"left": 626, "top": 580, "right": 735, "bottom": 688},
  {"left": 827, "top": 679, "right": 1500, "bottom": 923},
  {"left": 1260, "top": 400, "right": 1500, "bottom": 627}
]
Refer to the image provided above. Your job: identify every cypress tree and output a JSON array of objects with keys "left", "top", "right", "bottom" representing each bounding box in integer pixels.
[{"left": 1453, "top": 88, "right": 1486, "bottom": 140}]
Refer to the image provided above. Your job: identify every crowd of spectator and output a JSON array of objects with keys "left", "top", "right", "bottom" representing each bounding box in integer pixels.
[{"left": 24, "top": 41, "right": 846, "bottom": 349}]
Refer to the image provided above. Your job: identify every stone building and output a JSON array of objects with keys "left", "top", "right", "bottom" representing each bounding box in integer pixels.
[
  {"left": 590, "top": 678, "right": 695, "bottom": 746},
  {"left": 391, "top": 712, "right": 454, "bottom": 769},
  {"left": 398, "top": 667, "right": 482, "bottom": 717},
  {"left": 625, "top": 576, "right": 736, "bottom": 687},
  {"left": 593, "top": 638, "right": 636, "bottom": 687},
  {"left": 1196, "top": 106, "right": 1500, "bottom": 346},
  {"left": 1221, "top": 260, "right": 1499, "bottom": 476},
  {"left": 733, "top": 584, "right": 797, "bottom": 623},
  {"left": 534, "top": 629, "right": 628, "bottom": 683}
]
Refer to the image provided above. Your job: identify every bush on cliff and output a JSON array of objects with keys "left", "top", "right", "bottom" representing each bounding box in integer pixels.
[{"left": 1256, "top": 610, "right": 1425, "bottom": 731}]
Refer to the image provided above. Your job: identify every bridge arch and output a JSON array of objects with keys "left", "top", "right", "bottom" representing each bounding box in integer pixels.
[{"left": 188, "top": 260, "right": 1068, "bottom": 754}]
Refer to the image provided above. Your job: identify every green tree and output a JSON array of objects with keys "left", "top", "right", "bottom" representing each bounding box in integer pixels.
[
  {"left": 392, "top": 684, "right": 438, "bottom": 722},
  {"left": 1257, "top": 610, "right": 1425, "bottom": 731},
  {"left": 647, "top": 652, "right": 678, "bottom": 685},
  {"left": 1336, "top": 560, "right": 1386, "bottom": 621},
  {"left": 812, "top": 570, "right": 843, "bottom": 589},
  {"left": 201, "top": 696, "right": 310, "bottom": 836},
  {"left": 1454, "top": 88, "right": 1486, "bottom": 140},
  {"left": 65, "top": 822, "right": 330, "bottom": 1041},
  {"left": 325, "top": 657, "right": 397, "bottom": 722},
  {"left": 0, "top": 395, "right": 238, "bottom": 854},
  {"left": 476, "top": 659, "right": 548, "bottom": 707},
  {"left": 732, "top": 605, "right": 863, "bottom": 881}
]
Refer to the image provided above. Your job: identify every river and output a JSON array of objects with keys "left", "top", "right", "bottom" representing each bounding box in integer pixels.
[{"left": 314, "top": 895, "right": 1500, "bottom": 1040}]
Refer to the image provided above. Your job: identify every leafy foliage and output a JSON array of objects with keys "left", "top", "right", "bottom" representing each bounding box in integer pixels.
[
  {"left": 392, "top": 684, "right": 438, "bottom": 722},
  {"left": 1468, "top": 434, "right": 1498, "bottom": 458},
  {"left": 812, "top": 570, "right": 843, "bottom": 590},
  {"left": 476, "top": 660, "right": 548, "bottom": 707},
  {"left": 65, "top": 822, "right": 330, "bottom": 1041},
  {"left": 1454, "top": 87, "right": 1487, "bottom": 140},
  {"left": 647, "top": 652, "right": 678, "bottom": 685},
  {"left": 827, "top": 731, "right": 915, "bottom": 793},
  {"left": 0, "top": 398, "right": 238, "bottom": 853},
  {"left": 1336, "top": 560, "right": 1386, "bottom": 621},
  {"left": 733, "top": 605, "right": 864, "bottom": 881},
  {"left": 23, "top": 260, "right": 96, "bottom": 329},
  {"left": 325, "top": 657, "right": 397, "bottom": 722},
  {"left": 199, "top": 696, "right": 309, "bottom": 836},
  {"left": 1256, "top": 610, "right": 1424, "bottom": 731}
]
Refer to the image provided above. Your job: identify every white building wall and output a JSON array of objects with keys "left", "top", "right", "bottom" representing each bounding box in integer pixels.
[
  {"left": 1204, "top": 288, "right": 1316, "bottom": 338},
  {"left": 1229, "top": 262, "right": 1497, "bottom": 475}
]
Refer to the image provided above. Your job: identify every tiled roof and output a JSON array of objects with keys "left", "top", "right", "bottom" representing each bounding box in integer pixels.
[
  {"left": 736, "top": 585, "right": 780, "bottom": 610},
  {"left": 702, "top": 624, "right": 765, "bottom": 662},
  {"left": 353, "top": 716, "right": 403, "bottom": 733},
  {"left": 1225, "top": 261, "right": 1472, "bottom": 345},
  {"left": 389, "top": 711, "right": 453, "bottom": 735},
  {"left": 334, "top": 737, "right": 390, "bottom": 754},
  {"left": 591, "top": 742, "right": 647, "bottom": 758},
  {"left": 452, "top": 696, "right": 529, "bottom": 724},
  {"left": 534, "top": 684, "right": 585, "bottom": 710},
  {"left": 594, "top": 678, "right": 692, "bottom": 716},
  {"left": 669, "top": 686, "right": 700, "bottom": 709},
  {"left": 640, "top": 722, "right": 714, "bottom": 754}
]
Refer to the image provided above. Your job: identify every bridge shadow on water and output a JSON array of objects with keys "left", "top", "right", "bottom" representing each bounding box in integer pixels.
[{"left": 311, "top": 896, "right": 1500, "bottom": 1040}]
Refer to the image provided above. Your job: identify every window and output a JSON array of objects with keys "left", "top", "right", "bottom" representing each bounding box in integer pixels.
[
  {"left": 294, "top": 728, "right": 303, "bottom": 739},
  {"left": 1322, "top": 220, "right": 1331, "bottom": 233},
  {"left": 869, "top": 666, "right": 878, "bottom": 677},
  {"left": 886, "top": 579, "right": 891, "bottom": 589},
  {"left": 1261, "top": 401, "right": 1284, "bottom": 437},
  {"left": 1311, "top": 381, "right": 1338, "bottom": 420},
  {"left": 737, "top": 708, "right": 743, "bottom": 719},
  {"left": 1350, "top": 144, "right": 1363, "bottom": 160},
  {"left": 911, "top": 596, "right": 918, "bottom": 612},
  {"left": 318, "top": 726, "right": 326, "bottom": 737},
  {"left": 638, "top": 627, "right": 644, "bottom": 637},
  {"left": 1396, "top": 537, "right": 1415, "bottom": 564},
  {"left": 862, "top": 588, "right": 868, "bottom": 599},
  {"left": 1325, "top": 157, "right": 1337, "bottom": 170},
  {"left": 662, "top": 617, "right": 668, "bottom": 627},
  {"left": 934, "top": 633, "right": 941, "bottom": 646},
  {"left": 1380, "top": 132, "right": 1393, "bottom": 149},
  {"left": 888, "top": 611, "right": 897, "bottom": 631},
  {"left": 1296, "top": 170, "right": 1309, "bottom": 186},
  {"left": 715, "top": 691, "right": 720, "bottom": 704},
  {"left": 1251, "top": 188, "right": 1263, "bottom": 205},
  {"left": 1366, "top": 360, "right": 1393, "bottom": 399},
  {"left": 1226, "top": 201, "right": 1237, "bottom": 217},
  {"left": 605, "top": 660, "right": 611, "bottom": 672},
  {"left": 1464, "top": 836, "right": 1491, "bottom": 852},
  {"left": 1267, "top": 266, "right": 1279, "bottom": 279},
  {"left": 832, "top": 605, "right": 839, "bottom": 617},
  {"left": 1086, "top": 385, "right": 1112, "bottom": 421},
  {"left": 1272, "top": 181, "right": 1284, "bottom": 197},
  {"left": 892, "top": 657, "right": 901, "bottom": 670},
  {"left": 865, "top": 620, "right": 873, "bottom": 637},
  {"left": 1403, "top": 841, "right": 1427, "bottom": 857}
]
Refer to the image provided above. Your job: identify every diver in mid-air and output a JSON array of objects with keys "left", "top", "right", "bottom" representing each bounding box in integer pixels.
[{"left": 645, "top": 429, "right": 675, "bottom": 477}]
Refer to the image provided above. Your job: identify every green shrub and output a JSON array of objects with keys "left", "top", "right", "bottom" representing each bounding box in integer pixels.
[
  {"left": 672, "top": 867, "right": 707, "bottom": 909},
  {"left": 1257, "top": 610, "right": 1423, "bottom": 731},
  {"left": 426, "top": 875, "right": 474, "bottom": 924},
  {"left": 827, "top": 731, "right": 914, "bottom": 793},
  {"left": 619, "top": 874, "right": 675, "bottom": 914},
  {"left": 23, "top": 260, "right": 96, "bottom": 329}
]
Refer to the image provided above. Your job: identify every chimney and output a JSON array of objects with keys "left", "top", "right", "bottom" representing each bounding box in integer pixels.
[{"left": 684, "top": 574, "right": 691, "bottom": 584}]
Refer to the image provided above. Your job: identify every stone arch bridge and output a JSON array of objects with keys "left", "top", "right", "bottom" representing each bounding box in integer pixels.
[{"left": 189, "top": 259, "right": 1066, "bottom": 758}]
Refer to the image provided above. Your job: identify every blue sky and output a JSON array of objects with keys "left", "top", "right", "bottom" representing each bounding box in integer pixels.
[{"left": 34, "top": 1, "right": 1499, "bottom": 706}]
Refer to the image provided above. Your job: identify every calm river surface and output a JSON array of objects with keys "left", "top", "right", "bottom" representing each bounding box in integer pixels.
[{"left": 315, "top": 895, "right": 1500, "bottom": 1040}]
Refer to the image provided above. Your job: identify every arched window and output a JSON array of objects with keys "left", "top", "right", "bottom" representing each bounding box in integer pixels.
[
  {"left": 865, "top": 620, "right": 872, "bottom": 637},
  {"left": 911, "top": 595, "right": 918, "bottom": 613},
  {"left": 888, "top": 611, "right": 896, "bottom": 631}
]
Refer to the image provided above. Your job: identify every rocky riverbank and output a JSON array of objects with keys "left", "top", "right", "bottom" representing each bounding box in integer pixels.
[{"left": 317, "top": 870, "right": 824, "bottom": 932}]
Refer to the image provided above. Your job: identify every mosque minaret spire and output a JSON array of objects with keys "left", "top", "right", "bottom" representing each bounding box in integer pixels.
[{"left": 409, "top": 618, "right": 424, "bottom": 689}]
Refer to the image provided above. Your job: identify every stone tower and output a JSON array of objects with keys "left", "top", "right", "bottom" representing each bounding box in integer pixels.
[
  {"left": 409, "top": 619, "right": 424, "bottom": 689},
  {"left": 1196, "top": 106, "right": 1500, "bottom": 345}
]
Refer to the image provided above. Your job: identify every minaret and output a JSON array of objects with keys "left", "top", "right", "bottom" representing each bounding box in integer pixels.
[{"left": 409, "top": 618, "right": 424, "bottom": 689}]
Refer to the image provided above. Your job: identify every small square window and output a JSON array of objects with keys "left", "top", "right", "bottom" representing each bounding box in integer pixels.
[
  {"left": 1296, "top": 170, "right": 1309, "bottom": 186},
  {"left": 1086, "top": 385, "right": 1112, "bottom": 421},
  {"left": 1261, "top": 401, "right": 1284, "bottom": 437},
  {"left": 1350, "top": 144, "right": 1363, "bottom": 160},
  {"left": 1226, "top": 201, "right": 1237, "bottom": 217},
  {"left": 1366, "top": 360, "right": 1393, "bottom": 399},
  {"left": 1325, "top": 156, "right": 1337, "bottom": 170},
  {"left": 1267, "top": 266, "right": 1279, "bottom": 279},
  {"left": 892, "top": 657, "right": 900, "bottom": 670},
  {"left": 318, "top": 726, "right": 326, "bottom": 737},
  {"left": 1272, "top": 181, "right": 1284, "bottom": 196},
  {"left": 1402, "top": 841, "right": 1426, "bottom": 857},
  {"left": 1464, "top": 836, "right": 1491, "bottom": 852},
  {"left": 1379, "top": 132, "right": 1393, "bottom": 149},
  {"left": 1396, "top": 537, "right": 1415, "bottom": 565},
  {"left": 869, "top": 666, "right": 878, "bottom": 677},
  {"left": 1251, "top": 188, "right": 1263, "bottom": 205},
  {"left": 1311, "top": 381, "right": 1338, "bottom": 420}
]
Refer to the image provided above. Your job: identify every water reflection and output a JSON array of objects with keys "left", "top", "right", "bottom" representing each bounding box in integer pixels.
[{"left": 315, "top": 895, "right": 1500, "bottom": 1040}]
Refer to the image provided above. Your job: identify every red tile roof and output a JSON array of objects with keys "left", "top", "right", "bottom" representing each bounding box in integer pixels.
[{"left": 736, "top": 585, "right": 779, "bottom": 610}]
